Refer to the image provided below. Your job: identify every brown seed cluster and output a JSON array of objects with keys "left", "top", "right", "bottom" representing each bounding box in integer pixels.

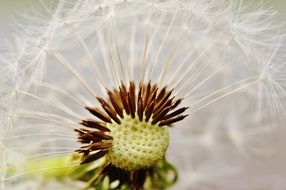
[{"left": 75, "top": 81, "right": 188, "bottom": 165}]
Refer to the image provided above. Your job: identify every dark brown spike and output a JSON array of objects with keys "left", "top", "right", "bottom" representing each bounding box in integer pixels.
[
  {"left": 74, "top": 128, "right": 86, "bottom": 135},
  {"left": 145, "top": 100, "right": 156, "bottom": 122},
  {"left": 112, "top": 89, "right": 123, "bottom": 107},
  {"left": 98, "top": 102, "right": 120, "bottom": 124},
  {"left": 77, "top": 139, "right": 91, "bottom": 144},
  {"left": 154, "top": 89, "right": 173, "bottom": 110},
  {"left": 145, "top": 86, "right": 158, "bottom": 110},
  {"left": 153, "top": 97, "right": 174, "bottom": 117},
  {"left": 81, "top": 128, "right": 90, "bottom": 132},
  {"left": 152, "top": 105, "right": 172, "bottom": 119},
  {"left": 89, "top": 131, "right": 113, "bottom": 140},
  {"left": 80, "top": 120, "right": 110, "bottom": 132},
  {"left": 142, "top": 81, "right": 151, "bottom": 111},
  {"left": 107, "top": 90, "right": 124, "bottom": 118},
  {"left": 77, "top": 133, "right": 94, "bottom": 143},
  {"left": 79, "top": 131, "right": 113, "bottom": 143},
  {"left": 162, "top": 107, "right": 189, "bottom": 121},
  {"left": 170, "top": 98, "right": 182, "bottom": 110},
  {"left": 138, "top": 82, "right": 143, "bottom": 100},
  {"left": 151, "top": 105, "right": 172, "bottom": 125},
  {"left": 103, "top": 105, "right": 121, "bottom": 124},
  {"left": 156, "top": 86, "right": 167, "bottom": 102},
  {"left": 88, "top": 142, "right": 111, "bottom": 151},
  {"left": 151, "top": 87, "right": 158, "bottom": 100},
  {"left": 85, "top": 106, "right": 112, "bottom": 123},
  {"left": 80, "top": 150, "right": 107, "bottom": 165},
  {"left": 159, "top": 115, "right": 188, "bottom": 126},
  {"left": 119, "top": 86, "right": 130, "bottom": 115},
  {"left": 76, "top": 82, "right": 190, "bottom": 167},
  {"left": 144, "top": 87, "right": 158, "bottom": 121},
  {"left": 97, "top": 97, "right": 121, "bottom": 124},
  {"left": 150, "top": 84, "right": 158, "bottom": 94},
  {"left": 137, "top": 97, "right": 144, "bottom": 121},
  {"left": 76, "top": 142, "right": 111, "bottom": 155},
  {"left": 128, "top": 81, "right": 136, "bottom": 118}
]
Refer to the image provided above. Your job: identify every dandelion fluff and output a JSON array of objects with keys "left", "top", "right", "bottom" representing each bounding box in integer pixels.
[{"left": 1, "top": 0, "right": 286, "bottom": 189}]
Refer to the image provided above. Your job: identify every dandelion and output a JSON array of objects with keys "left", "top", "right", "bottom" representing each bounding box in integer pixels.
[{"left": 1, "top": 0, "right": 286, "bottom": 189}]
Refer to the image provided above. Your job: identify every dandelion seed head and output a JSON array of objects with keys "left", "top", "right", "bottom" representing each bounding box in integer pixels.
[
  {"left": 1, "top": 0, "right": 286, "bottom": 189},
  {"left": 76, "top": 81, "right": 187, "bottom": 172}
]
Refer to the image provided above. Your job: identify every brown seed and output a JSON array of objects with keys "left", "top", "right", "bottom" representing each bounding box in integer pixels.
[
  {"left": 137, "top": 97, "right": 144, "bottom": 121},
  {"left": 89, "top": 131, "right": 113, "bottom": 140},
  {"left": 97, "top": 97, "right": 121, "bottom": 124},
  {"left": 108, "top": 90, "right": 124, "bottom": 118},
  {"left": 145, "top": 99, "right": 156, "bottom": 122},
  {"left": 142, "top": 81, "right": 151, "bottom": 111},
  {"left": 80, "top": 150, "right": 107, "bottom": 164},
  {"left": 128, "top": 81, "right": 136, "bottom": 118},
  {"left": 151, "top": 106, "right": 171, "bottom": 125},
  {"left": 80, "top": 120, "right": 110, "bottom": 132},
  {"left": 76, "top": 81, "right": 189, "bottom": 168},
  {"left": 85, "top": 106, "right": 112, "bottom": 123},
  {"left": 119, "top": 86, "right": 130, "bottom": 115},
  {"left": 159, "top": 115, "right": 188, "bottom": 126},
  {"left": 88, "top": 142, "right": 112, "bottom": 151},
  {"left": 153, "top": 97, "right": 173, "bottom": 117},
  {"left": 156, "top": 86, "right": 167, "bottom": 102},
  {"left": 162, "top": 107, "right": 189, "bottom": 121}
]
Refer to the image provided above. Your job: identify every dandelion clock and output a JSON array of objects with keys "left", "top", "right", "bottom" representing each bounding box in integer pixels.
[{"left": 0, "top": 0, "right": 286, "bottom": 189}]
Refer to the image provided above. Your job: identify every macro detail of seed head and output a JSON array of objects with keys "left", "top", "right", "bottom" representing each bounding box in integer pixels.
[
  {"left": 75, "top": 81, "right": 187, "bottom": 184},
  {"left": 1, "top": 0, "right": 286, "bottom": 190},
  {"left": 106, "top": 116, "right": 169, "bottom": 170}
]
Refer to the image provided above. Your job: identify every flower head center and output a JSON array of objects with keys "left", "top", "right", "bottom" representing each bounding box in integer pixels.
[
  {"left": 75, "top": 81, "right": 188, "bottom": 171},
  {"left": 106, "top": 114, "right": 169, "bottom": 170}
]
